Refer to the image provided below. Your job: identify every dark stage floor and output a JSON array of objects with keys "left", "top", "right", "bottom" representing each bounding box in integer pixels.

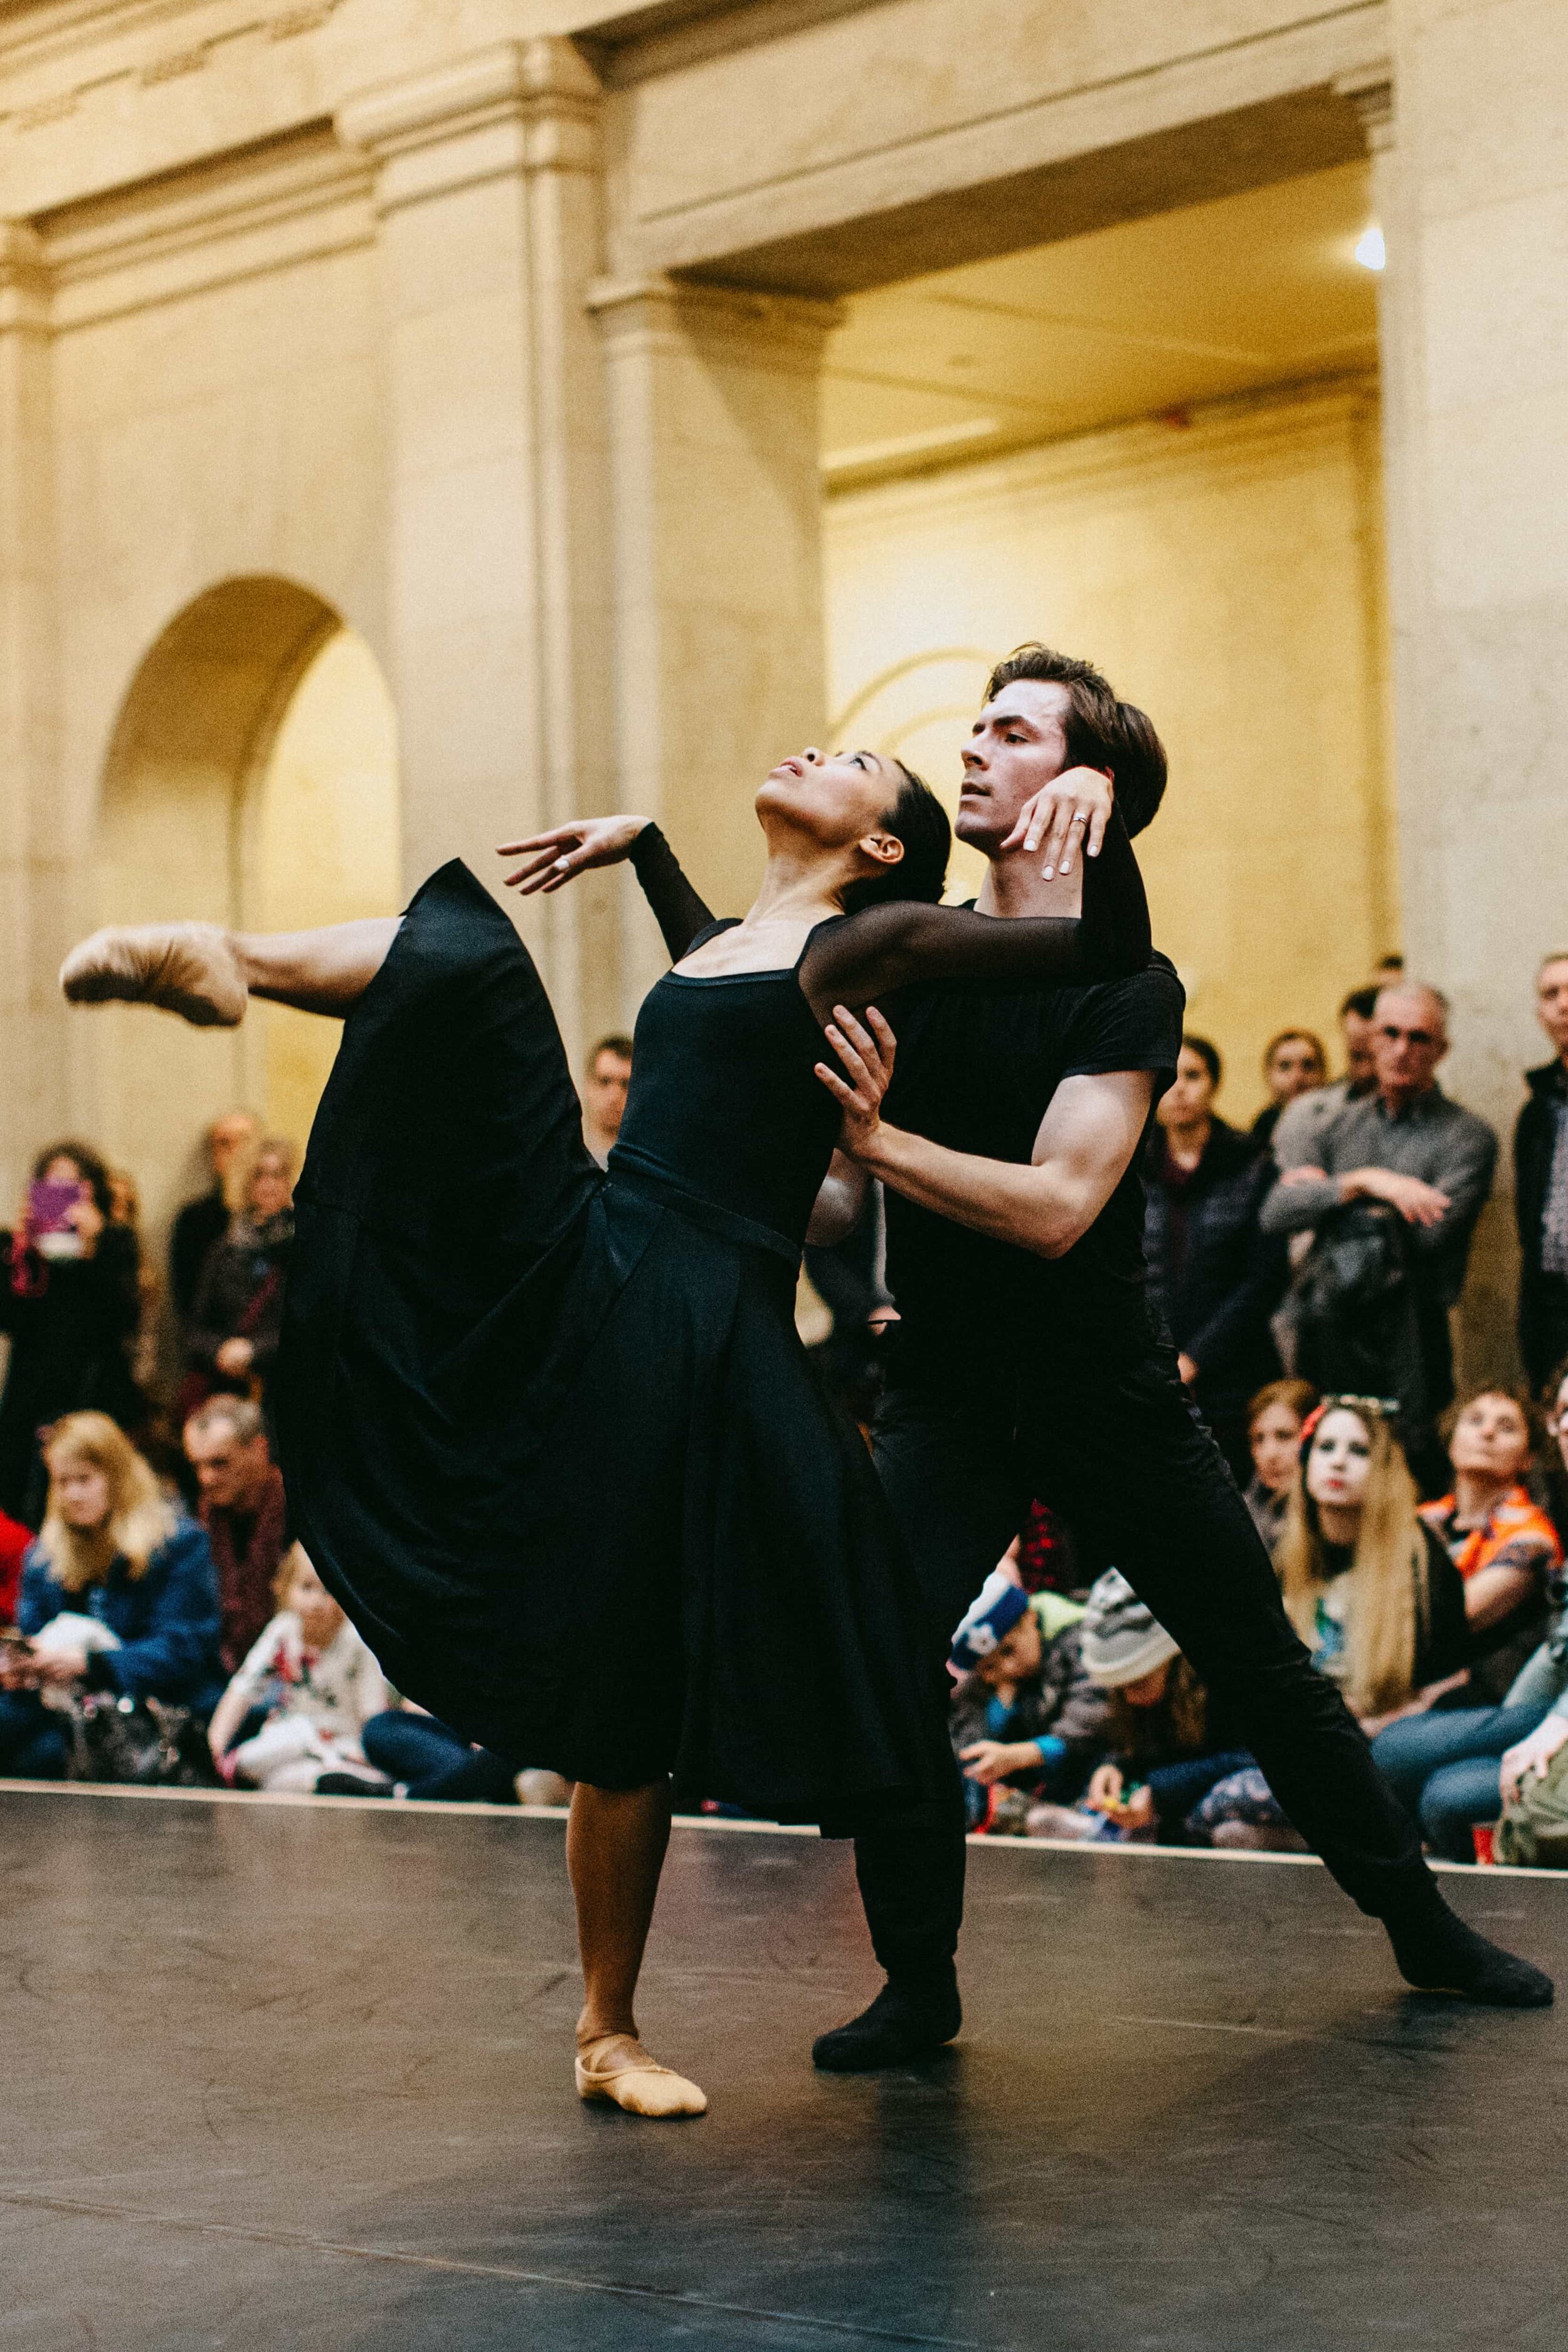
[{"left": 1, "top": 1788, "right": 1564, "bottom": 2352}]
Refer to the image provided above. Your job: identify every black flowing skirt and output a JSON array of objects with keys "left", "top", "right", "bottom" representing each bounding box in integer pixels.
[{"left": 275, "top": 864, "right": 952, "bottom": 1826}]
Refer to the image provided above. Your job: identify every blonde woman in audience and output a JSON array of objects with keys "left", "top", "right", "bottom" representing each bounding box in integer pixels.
[
  {"left": 207, "top": 1541, "right": 388, "bottom": 1794},
  {"left": 0, "top": 1411, "right": 222, "bottom": 1777},
  {"left": 1279, "top": 1398, "right": 1469, "bottom": 1735}
]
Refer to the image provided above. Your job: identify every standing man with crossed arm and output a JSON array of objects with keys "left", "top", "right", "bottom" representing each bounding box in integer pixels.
[{"left": 808, "top": 643, "right": 1550, "bottom": 2071}]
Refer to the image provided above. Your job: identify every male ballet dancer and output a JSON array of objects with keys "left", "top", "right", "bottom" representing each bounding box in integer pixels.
[{"left": 810, "top": 643, "right": 1551, "bottom": 2070}]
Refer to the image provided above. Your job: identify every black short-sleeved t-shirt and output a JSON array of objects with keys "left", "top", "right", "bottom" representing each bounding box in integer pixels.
[{"left": 879, "top": 949, "right": 1185, "bottom": 1377}]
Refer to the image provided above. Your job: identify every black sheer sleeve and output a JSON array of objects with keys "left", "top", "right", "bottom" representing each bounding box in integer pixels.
[
  {"left": 627, "top": 825, "right": 716, "bottom": 963},
  {"left": 798, "top": 811, "right": 1152, "bottom": 1023}
]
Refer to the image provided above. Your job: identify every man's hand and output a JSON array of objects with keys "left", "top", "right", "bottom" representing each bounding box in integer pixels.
[
  {"left": 497, "top": 816, "right": 650, "bottom": 896},
  {"left": 1177, "top": 1352, "right": 1199, "bottom": 1387},
  {"left": 215, "top": 1336, "right": 255, "bottom": 1379},
  {"left": 1341, "top": 1166, "right": 1451, "bottom": 1227},
  {"left": 959, "top": 1739, "right": 1042, "bottom": 1787},
  {"left": 1000, "top": 765, "right": 1114, "bottom": 877},
  {"left": 815, "top": 1005, "right": 896, "bottom": 1162},
  {"left": 1279, "top": 1163, "right": 1329, "bottom": 1187},
  {"left": 1500, "top": 1713, "right": 1568, "bottom": 1807}
]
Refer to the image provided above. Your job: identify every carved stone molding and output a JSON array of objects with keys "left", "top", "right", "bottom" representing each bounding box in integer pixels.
[
  {"left": 0, "top": 220, "right": 49, "bottom": 331},
  {"left": 1333, "top": 64, "right": 1394, "bottom": 155},
  {"left": 337, "top": 38, "right": 601, "bottom": 210},
  {"left": 588, "top": 270, "right": 842, "bottom": 373}
]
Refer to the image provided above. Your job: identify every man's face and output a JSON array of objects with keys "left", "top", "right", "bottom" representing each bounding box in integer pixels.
[
  {"left": 185, "top": 1424, "right": 270, "bottom": 1511},
  {"left": 585, "top": 1050, "right": 632, "bottom": 1142},
  {"left": 956, "top": 681, "right": 1073, "bottom": 855},
  {"left": 209, "top": 1113, "right": 257, "bottom": 1183},
  {"left": 1537, "top": 959, "right": 1568, "bottom": 1059},
  {"left": 1372, "top": 987, "right": 1447, "bottom": 1103}
]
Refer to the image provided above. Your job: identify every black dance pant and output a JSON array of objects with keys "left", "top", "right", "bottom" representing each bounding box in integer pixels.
[{"left": 864, "top": 1325, "right": 1437, "bottom": 1931}]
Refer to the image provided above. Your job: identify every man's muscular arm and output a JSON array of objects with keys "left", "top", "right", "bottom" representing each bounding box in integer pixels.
[{"left": 817, "top": 1006, "right": 1153, "bottom": 1259}]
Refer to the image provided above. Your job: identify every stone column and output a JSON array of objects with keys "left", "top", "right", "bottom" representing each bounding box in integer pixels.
[
  {"left": 0, "top": 223, "right": 61, "bottom": 1198},
  {"left": 590, "top": 277, "right": 840, "bottom": 1009},
  {"left": 337, "top": 38, "right": 618, "bottom": 1061},
  {"left": 1359, "top": 6, "right": 1568, "bottom": 1380}
]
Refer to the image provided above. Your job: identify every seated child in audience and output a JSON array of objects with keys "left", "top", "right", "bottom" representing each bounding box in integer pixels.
[
  {"left": 948, "top": 1567, "right": 1108, "bottom": 1831},
  {"left": 1419, "top": 1387, "right": 1561, "bottom": 1703},
  {"left": 1243, "top": 1379, "right": 1317, "bottom": 1550},
  {"left": 206, "top": 1542, "right": 389, "bottom": 1794},
  {"left": 1029, "top": 1571, "right": 1254, "bottom": 1845}
]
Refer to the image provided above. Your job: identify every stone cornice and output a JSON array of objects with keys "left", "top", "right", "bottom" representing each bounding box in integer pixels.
[
  {"left": 0, "top": 217, "right": 48, "bottom": 327},
  {"left": 588, "top": 269, "right": 842, "bottom": 368},
  {"left": 337, "top": 40, "right": 601, "bottom": 201}
]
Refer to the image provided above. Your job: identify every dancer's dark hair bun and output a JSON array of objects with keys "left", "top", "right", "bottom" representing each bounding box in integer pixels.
[{"left": 841, "top": 761, "right": 951, "bottom": 913}]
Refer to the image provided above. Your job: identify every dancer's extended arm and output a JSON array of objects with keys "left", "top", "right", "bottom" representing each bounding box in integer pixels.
[{"left": 498, "top": 818, "right": 714, "bottom": 962}]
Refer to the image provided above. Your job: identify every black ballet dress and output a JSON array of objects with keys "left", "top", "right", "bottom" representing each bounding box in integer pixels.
[{"left": 276, "top": 827, "right": 1149, "bottom": 1828}]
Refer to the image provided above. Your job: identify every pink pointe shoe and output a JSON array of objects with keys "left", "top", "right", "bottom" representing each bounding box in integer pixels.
[
  {"left": 574, "top": 2032, "right": 707, "bottom": 2118},
  {"left": 60, "top": 923, "right": 247, "bottom": 1028}
]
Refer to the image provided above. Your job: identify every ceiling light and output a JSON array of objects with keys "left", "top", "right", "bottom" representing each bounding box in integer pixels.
[{"left": 1355, "top": 226, "right": 1385, "bottom": 272}]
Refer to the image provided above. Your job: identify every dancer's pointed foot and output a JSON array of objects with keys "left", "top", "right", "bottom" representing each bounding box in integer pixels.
[
  {"left": 812, "top": 1968, "right": 961, "bottom": 2071},
  {"left": 574, "top": 2032, "right": 707, "bottom": 2117},
  {"left": 60, "top": 923, "right": 247, "bottom": 1027},
  {"left": 1387, "top": 1888, "right": 1554, "bottom": 2006}
]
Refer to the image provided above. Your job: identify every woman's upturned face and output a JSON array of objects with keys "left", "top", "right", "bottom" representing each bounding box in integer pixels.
[
  {"left": 50, "top": 1454, "right": 112, "bottom": 1531},
  {"left": 756, "top": 747, "right": 906, "bottom": 864},
  {"left": 1449, "top": 1392, "right": 1531, "bottom": 1485},
  {"left": 1250, "top": 1402, "right": 1305, "bottom": 1496},
  {"left": 1306, "top": 1409, "right": 1372, "bottom": 1514},
  {"left": 1158, "top": 1047, "right": 1216, "bottom": 1130},
  {"left": 248, "top": 1152, "right": 293, "bottom": 1223},
  {"left": 1266, "top": 1035, "right": 1325, "bottom": 1104}
]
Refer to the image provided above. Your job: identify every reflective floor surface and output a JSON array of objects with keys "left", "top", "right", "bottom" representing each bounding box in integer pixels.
[{"left": 1, "top": 1785, "right": 1563, "bottom": 2351}]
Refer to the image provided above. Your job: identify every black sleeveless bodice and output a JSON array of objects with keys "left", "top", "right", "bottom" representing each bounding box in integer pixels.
[{"left": 610, "top": 955, "right": 839, "bottom": 1253}]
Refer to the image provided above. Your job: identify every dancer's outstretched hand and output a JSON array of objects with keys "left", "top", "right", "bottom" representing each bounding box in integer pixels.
[
  {"left": 497, "top": 816, "right": 651, "bottom": 894},
  {"left": 1000, "top": 764, "right": 1113, "bottom": 876},
  {"left": 815, "top": 1004, "right": 896, "bottom": 1159}
]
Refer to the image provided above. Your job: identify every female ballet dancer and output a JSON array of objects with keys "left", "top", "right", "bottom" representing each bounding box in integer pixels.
[{"left": 60, "top": 746, "right": 1148, "bottom": 2117}]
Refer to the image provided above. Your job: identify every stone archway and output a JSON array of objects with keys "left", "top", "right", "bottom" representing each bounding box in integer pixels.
[{"left": 92, "top": 576, "right": 400, "bottom": 1237}]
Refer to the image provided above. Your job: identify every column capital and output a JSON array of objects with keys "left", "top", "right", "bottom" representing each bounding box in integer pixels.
[
  {"left": 0, "top": 223, "right": 49, "bottom": 333},
  {"left": 337, "top": 38, "right": 601, "bottom": 205},
  {"left": 1334, "top": 65, "right": 1394, "bottom": 154},
  {"left": 588, "top": 273, "right": 843, "bottom": 373}
]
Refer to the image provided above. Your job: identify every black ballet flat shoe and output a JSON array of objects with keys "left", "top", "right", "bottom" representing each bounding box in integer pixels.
[
  {"left": 1386, "top": 1890, "right": 1554, "bottom": 2008},
  {"left": 812, "top": 1973, "right": 962, "bottom": 2072}
]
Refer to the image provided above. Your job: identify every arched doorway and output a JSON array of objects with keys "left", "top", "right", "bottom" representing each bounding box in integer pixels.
[{"left": 93, "top": 578, "right": 400, "bottom": 1235}]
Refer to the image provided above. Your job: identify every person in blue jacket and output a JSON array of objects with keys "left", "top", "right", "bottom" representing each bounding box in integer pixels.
[{"left": 0, "top": 1409, "right": 223, "bottom": 1777}]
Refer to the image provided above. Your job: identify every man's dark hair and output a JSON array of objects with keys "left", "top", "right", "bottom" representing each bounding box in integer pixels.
[
  {"left": 1339, "top": 986, "right": 1380, "bottom": 1022},
  {"left": 840, "top": 761, "right": 951, "bottom": 914},
  {"left": 1183, "top": 1034, "right": 1222, "bottom": 1089},
  {"left": 588, "top": 1034, "right": 634, "bottom": 1067},
  {"left": 983, "top": 644, "right": 1168, "bottom": 837}
]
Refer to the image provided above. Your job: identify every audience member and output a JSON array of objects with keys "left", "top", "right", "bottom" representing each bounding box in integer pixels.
[
  {"left": 184, "top": 1135, "right": 296, "bottom": 1417},
  {"left": 1243, "top": 1377, "right": 1318, "bottom": 1549},
  {"left": 948, "top": 1568, "right": 1108, "bottom": 1831},
  {"left": 1420, "top": 1389, "right": 1561, "bottom": 1702},
  {"left": 1374, "top": 1357, "right": 1568, "bottom": 1861},
  {"left": 108, "top": 1165, "right": 163, "bottom": 1394},
  {"left": 1516, "top": 951, "right": 1568, "bottom": 1391},
  {"left": 580, "top": 1034, "right": 633, "bottom": 1167},
  {"left": 1264, "top": 985, "right": 1498, "bottom": 1485},
  {"left": 207, "top": 1542, "right": 388, "bottom": 1794},
  {"left": 169, "top": 1110, "right": 259, "bottom": 1327},
  {"left": 1011, "top": 1496, "right": 1082, "bottom": 1597},
  {"left": 0, "top": 1412, "right": 222, "bottom": 1779},
  {"left": 1250, "top": 1029, "right": 1328, "bottom": 1148},
  {"left": 353, "top": 1708, "right": 541, "bottom": 1804},
  {"left": 1278, "top": 1398, "right": 1468, "bottom": 1733},
  {"left": 183, "top": 1396, "right": 290, "bottom": 1674},
  {"left": 0, "top": 1505, "right": 31, "bottom": 1621},
  {"left": 1143, "top": 1036, "right": 1286, "bottom": 1480},
  {"left": 0, "top": 1142, "right": 144, "bottom": 1523}
]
